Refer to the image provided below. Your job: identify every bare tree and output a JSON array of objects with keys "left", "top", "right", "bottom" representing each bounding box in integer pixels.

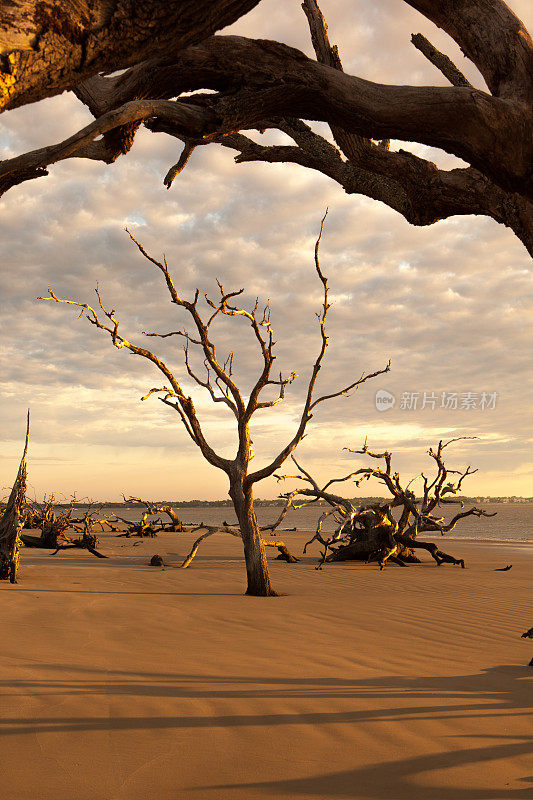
[
  {"left": 0, "top": 1, "right": 531, "bottom": 252},
  {"left": 277, "top": 436, "right": 495, "bottom": 570},
  {"left": 39, "top": 215, "right": 389, "bottom": 595},
  {"left": 0, "top": 410, "right": 29, "bottom": 583}
]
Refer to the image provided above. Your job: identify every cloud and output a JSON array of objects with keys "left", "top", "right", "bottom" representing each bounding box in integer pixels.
[{"left": 0, "top": 0, "right": 531, "bottom": 499}]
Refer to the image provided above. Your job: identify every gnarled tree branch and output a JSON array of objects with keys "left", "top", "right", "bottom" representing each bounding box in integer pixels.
[{"left": 1, "top": 3, "right": 531, "bottom": 252}]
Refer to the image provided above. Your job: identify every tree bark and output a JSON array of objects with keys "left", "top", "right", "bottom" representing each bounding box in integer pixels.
[
  {"left": 1, "top": 4, "right": 531, "bottom": 247},
  {"left": 129, "top": 35, "right": 533, "bottom": 199},
  {"left": 405, "top": 0, "right": 533, "bottom": 101},
  {"left": 0, "top": 411, "right": 29, "bottom": 583},
  {"left": 0, "top": 0, "right": 261, "bottom": 112},
  {"left": 229, "top": 480, "right": 277, "bottom": 597}
]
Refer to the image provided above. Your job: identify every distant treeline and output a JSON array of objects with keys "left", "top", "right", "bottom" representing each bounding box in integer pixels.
[
  {"left": 50, "top": 497, "right": 388, "bottom": 509},
  {"left": 33, "top": 495, "right": 533, "bottom": 509}
]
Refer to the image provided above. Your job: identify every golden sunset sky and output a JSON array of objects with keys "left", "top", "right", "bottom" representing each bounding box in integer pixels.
[{"left": 0, "top": 0, "right": 531, "bottom": 500}]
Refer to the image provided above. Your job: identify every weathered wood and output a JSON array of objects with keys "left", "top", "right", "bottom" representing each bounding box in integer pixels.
[
  {"left": 21, "top": 496, "right": 108, "bottom": 559},
  {"left": 3, "top": 35, "right": 530, "bottom": 199},
  {"left": 279, "top": 438, "right": 491, "bottom": 570},
  {"left": 50, "top": 532, "right": 107, "bottom": 559},
  {"left": 263, "top": 541, "right": 299, "bottom": 563},
  {"left": 120, "top": 498, "right": 184, "bottom": 533},
  {"left": 411, "top": 33, "right": 472, "bottom": 88},
  {"left": 0, "top": 1, "right": 261, "bottom": 112},
  {"left": 0, "top": 411, "right": 29, "bottom": 583},
  {"left": 23, "top": 495, "right": 73, "bottom": 546},
  {"left": 395, "top": 535, "right": 465, "bottom": 568},
  {"left": 180, "top": 527, "right": 231, "bottom": 569},
  {"left": 178, "top": 522, "right": 298, "bottom": 572},
  {"left": 0, "top": 2, "right": 531, "bottom": 251},
  {"left": 108, "top": 496, "right": 184, "bottom": 537}
]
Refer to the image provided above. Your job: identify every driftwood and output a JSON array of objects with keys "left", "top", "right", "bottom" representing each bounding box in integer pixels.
[
  {"left": 394, "top": 534, "right": 465, "bottom": 568},
  {"left": 50, "top": 533, "right": 108, "bottom": 559},
  {"left": 0, "top": 411, "right": 29, "bottom": 583},
  {"left": 22, "top": 494, "right": 71, "bottom": 546},
  {"left": 110, "top": 496, "right": 184, "bottom": 537},
  {"left": 21, "top": 496, "right": 108, "bottom": 558},
  {"left": 521, "top": 628, "right": 533, "bottom": 667},
  {"left": 111, "top": 515, "right": 161, "bottom": 538},
  {"left": 179, "top": 523, "right": 299, "bottom": 569},
  {"left": 278, "top": 438, "right": 495, "bottom": 570}
]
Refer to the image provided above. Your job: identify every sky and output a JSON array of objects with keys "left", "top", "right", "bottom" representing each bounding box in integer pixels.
[{"left": 0, "top": 0, "right": 531, "bottom": 502}]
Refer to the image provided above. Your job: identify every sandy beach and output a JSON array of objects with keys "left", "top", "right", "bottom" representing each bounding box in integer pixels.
[{"left": 1, "top": 532, "right": 531, "bottom": 800}]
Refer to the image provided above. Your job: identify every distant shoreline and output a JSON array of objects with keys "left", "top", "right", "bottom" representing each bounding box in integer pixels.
[{"left": 47, "top": 496, "right": 533, "bottom": 508}]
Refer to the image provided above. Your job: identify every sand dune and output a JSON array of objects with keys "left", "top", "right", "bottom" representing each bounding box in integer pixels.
[{"left": 1, "top": 533, "right": 531, "bottom": 800}]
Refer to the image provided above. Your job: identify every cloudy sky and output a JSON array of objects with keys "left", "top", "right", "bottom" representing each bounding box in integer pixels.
[{"left": 0, "top": 0, "right": 531, "bottom": 501}]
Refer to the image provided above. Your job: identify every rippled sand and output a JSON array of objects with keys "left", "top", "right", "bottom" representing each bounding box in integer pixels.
[{"left": 1, "top": 533, "right": 531, "bottom": 799}]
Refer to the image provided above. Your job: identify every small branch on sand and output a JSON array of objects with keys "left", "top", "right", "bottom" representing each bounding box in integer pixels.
[{"left": 179, "top": 523, "right": 299, "bottom": 569}]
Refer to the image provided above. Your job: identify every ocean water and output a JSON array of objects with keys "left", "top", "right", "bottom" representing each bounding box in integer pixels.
[{"left": 82, "top": 502, "right": 532, "bottom": 543}]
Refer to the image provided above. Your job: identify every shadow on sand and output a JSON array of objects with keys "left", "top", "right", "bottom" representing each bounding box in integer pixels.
[{"left": 0, "top": 664, "right": 531, "bottom": 797}]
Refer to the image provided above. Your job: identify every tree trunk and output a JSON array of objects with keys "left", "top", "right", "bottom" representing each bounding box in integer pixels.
[
  {"left": 0, "top": 412, "right": 29, "bottom": 583},
  {"left": 230, "top": 480, "right": 278, "bottom": 597},
  {"left": 0, "top": 468, "right": 25, "bottom": 582}
]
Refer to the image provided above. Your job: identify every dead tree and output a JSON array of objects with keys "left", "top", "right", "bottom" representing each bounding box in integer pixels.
[
  {"left": 69, "top": 501, "right": 113, "bottom": 535},
  {"left": 0, "top": 1, "right": 531, "bottom": 252},
  {"left": 278, "top": 437, "right": 495, "bottom": 570},
  {"left": 111, "top": 496, "right": 184, "bottom": 536},
  {"left": 22, "top": 494, "right": 75, "bottom": 547},
  {"left": 0, "top": 410, "right": 29, "bottom": 583},
  {"left": 21, "top": 495, "right": 108, "bottom": 558},
  {"left": 109, "top": 497, "right": 163, "bottom": 538},
  {"left": 39, "top": 213, "right": 389, "bottom": 596}
]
